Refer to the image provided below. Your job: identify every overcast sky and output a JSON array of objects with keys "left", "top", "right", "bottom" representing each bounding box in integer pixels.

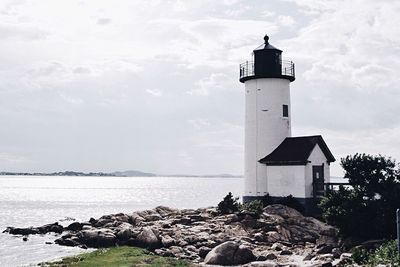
[{"left": 0, "top": 0, "right": 399, "bottom": 176}]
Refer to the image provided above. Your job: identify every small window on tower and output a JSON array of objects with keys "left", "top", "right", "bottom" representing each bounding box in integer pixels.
[{"left": 283, "top": 105, "right": 289, "bottom": 117}]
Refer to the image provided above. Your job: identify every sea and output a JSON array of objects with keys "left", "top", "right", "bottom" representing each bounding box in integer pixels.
[{"left": 0, "top": 175, "right": 243, "bottom": 267}]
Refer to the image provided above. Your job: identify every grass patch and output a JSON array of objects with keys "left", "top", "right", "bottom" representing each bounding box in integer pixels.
[{"left": 41, "top": 246, "right": 189, "bottom": 267}]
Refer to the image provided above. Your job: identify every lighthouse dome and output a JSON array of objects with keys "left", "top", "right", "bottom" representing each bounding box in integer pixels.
[{"left": 253, "top": 35, "right": 282, "bottom": 52}]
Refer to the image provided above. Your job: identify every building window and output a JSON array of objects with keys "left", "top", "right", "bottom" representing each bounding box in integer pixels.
[{"left": 283, "top": 104, "right": 289, "bottom": 117}]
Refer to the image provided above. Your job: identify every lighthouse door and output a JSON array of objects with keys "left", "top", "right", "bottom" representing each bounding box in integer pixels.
[{"left": 312, "top": 165, "right": 325, "bottom": 197}]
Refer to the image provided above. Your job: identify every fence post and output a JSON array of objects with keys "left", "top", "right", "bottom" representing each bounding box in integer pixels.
[{"left": 397, "top": 209, "right": 400, "bottom": 254}]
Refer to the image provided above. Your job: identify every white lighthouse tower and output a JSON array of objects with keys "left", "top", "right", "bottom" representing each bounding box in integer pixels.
[
  {"left": 240, "top": 35, "right": 335, "bottom": 211},
  {"left": 240, "top": 35, "right": 295, "bottom": 199}
]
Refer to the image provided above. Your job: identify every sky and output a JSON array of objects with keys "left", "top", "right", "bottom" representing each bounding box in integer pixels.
[{"left": 0, "top": 0, "right": 399, "bottom": 176}]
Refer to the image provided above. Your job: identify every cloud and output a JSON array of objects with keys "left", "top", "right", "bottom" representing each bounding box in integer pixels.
[
  {"left": 97, "top": 18, "right": 112, "bottom": 25},
  {"left": 0, "top": 23, "right": 49, "bottom": 40},
  {"left": 0, "top": 153, "right": 31, "bottom": 164},
  {"left": 188, "top": 72, "right": 233, "bottom": 96},
  {"left": 146, "top": 89, "right": 163, "bottom": 97},
  {"left": 0, "top": 0, "right": 398, "bottom": 176},
  {"left": 278, "top": 15, "right": 296, "bottom": 27}
]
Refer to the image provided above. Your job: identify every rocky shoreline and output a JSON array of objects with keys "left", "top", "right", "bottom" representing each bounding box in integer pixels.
[{"left": 3, "top": 205, "right": 353, "bottom": 266}]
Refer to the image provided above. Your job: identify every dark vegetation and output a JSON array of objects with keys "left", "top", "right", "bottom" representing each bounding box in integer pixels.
[
  {"left": 319, "top": 153, "right": 400, "bottom": 239},
  {"left": 217, "top": 192, "right": 304, "bottom": 215},
  {"left": 351, "top": 240, "right": 400, "bottom": 266}
]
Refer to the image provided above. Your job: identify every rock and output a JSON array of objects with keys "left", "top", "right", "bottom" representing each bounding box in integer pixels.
[
  {"left": 3, "top": 227, "right": 39, "bottom": 235},
  {"left": 89, "top": 218, "right": 96, "bottom": 225},
  {"left": 204, "top": 241, "right": 238, "bottom": 265},
  {"left": 82, "top": 225, "right": 92, "bottom": 231},
  {"left": 331, "top": 248, "right": 341, "bottom": 258},
  {"left": 303, "top": 253, "right": 314, "bottom": 261},
  {"left": 234, "top": 245, "right": 256, "bottom": 265},
  {"left": 66, "top": 222, "right": 83, "bottom": 231},
  {"left": 3, "top": 204, "right": 341, "bottom": 266},
  {"left": 55, "top": 237, "right": 80, "bottom": 247},
  {"left": 78, "top": 228, "right": 116, "bottom": 247},
  {"left": 339, "top": 253, "right": 352, "bottom": 261},
  {"left": 136, "top": 227, "right": 161, "bottom": 249},
  {"left": 241, "top": 215, "right": 257, "bottom": 228},
  {"left": 248, "top": 261, "right": 278, "bottom": 267},
  {"left": 185, "top": 245, "right": 197, "bottom": 252},
  {"left": 263, "top": 204, "right": 303, "bottom": 219},
  {"left": 113, "top": 213, "right": 130, "bottom": 223},
  {"left": 254, "top": 233, "right": 265, "bottom": 242},
  {"left": 266, "top": 232, "right": 281, "bottom": 243},
  {"left": 3, "top": 222, "right": 63, "bottom": 235},
  {"left": 154, "top": 206, "right": 179, "bottom": 217},
  {"left": 271, "top": 242, "right": 283, "bottom": 251},
  {"left": 169, "top": 246, "right": 185, "bottom": 257},
  {"left": 204, "top": 241, "right": 255, "bottom": 265},
  {"left": 264, "top": 253, "right": 277, "bottom": 260},
  {"left": 199, "top": 246, "right": 212, "bottom": 258},
  {"left": 161, "top": 235, "right": 175, "bottom": 247},
  {"left": 129, "top": 212, "right": 145, "bottom": 225},
  {"left": 280, "top": 250, "right": 292, "bottom": 255},
  {"left": 37, "top": 222, "right": 64, "bottom": 234},
  {"left": 144, "top": 214, "right": 162, "bottom": 222},
  {"left": 311, "top": 254, "right": 334, "bottom": 263},
  {"left": 225, "top": 214, "right": 239, "bottom": 223},
  {"left": 255, "top": 255, "right": 267, "bottom": 261},
  {"left": 316, "top": 245, "right": 333, "bottom": 254},
  {"left": 116, "top": 223, "right": 135, "bottom": 242}
]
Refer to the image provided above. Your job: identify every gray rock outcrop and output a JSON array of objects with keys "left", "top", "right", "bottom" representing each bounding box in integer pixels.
[{"left": 4, "top": 204, "right": 345, "bottom": 266}]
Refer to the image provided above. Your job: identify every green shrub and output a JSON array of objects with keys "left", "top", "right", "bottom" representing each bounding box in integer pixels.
[
  {"left": 275, "top": 195, "right": 305, "bottom": 213},
  {"left": 351, "top": 246, "right": 370, "bottom": 265},
  {"left": 367, "top": 240, "right": 400, "bottom": 266},
  {"left": 240, "top": 200, "right": 263, "bottom": 215},
  {"left": 320, "top": 154, "right": 400, "bottom": 239},
  {"left": 217, "top": 192, "right": 240, "bottom": 214}
]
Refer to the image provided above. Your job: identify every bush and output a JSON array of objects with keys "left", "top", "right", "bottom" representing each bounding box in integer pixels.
[
  {"left": 217, "top": 192, "right": 240, "bottom": 214},
  {"left": 350, "top": 246, "right": 370, "bottom": 265},
  {"left": 275, "top": 195, "right": 305, "bottom": 213},
  {"left": 367, "top": 240, "right": 400, "bottom": 266},
  {"left": 319, "top": 153, "right": 400, "bottom": 239},
  {"left": 240, "top": 200, "right": 263, "bottom": 215},
  {"left": 351, "top": 240, "right": 400, "bottom": 266}
]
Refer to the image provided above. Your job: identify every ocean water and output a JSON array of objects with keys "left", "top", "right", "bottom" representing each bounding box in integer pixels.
[{"left": 0, "top": 175, "right": 243, "bottom": 267}]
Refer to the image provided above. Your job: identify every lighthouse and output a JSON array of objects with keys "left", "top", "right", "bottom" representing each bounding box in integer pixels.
[{"left": 240, "top": 35, "right": 335, "bottom": 212}]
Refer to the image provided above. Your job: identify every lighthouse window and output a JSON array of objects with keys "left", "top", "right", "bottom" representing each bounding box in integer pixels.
[{"left": 283, "top": 105, "right": 289, "bottom": 117}]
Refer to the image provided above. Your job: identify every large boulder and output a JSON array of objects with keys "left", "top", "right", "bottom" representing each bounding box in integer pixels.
[
  {"left": 136, "top": 227, "right": 161, "bottom": 249},
  {"left": 115, "top": 222, "right": 136, "bottom": 242},
  {"left": 66, "top": 222, "right": 83, "bottom": 231},
  {"left": 204, "top": 241, "right": 255, "bottom": 265},
  {"left": 78, "top": 228, "right": 116, "bottom": 247},
  {"left": 263, "top": 205, "right": 338, "bottom": 245},
  {"left": 263, "top": 205, "right": 303, "bottom": 219}
]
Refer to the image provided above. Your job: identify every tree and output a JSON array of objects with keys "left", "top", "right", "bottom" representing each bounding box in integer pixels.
[
  {"left": 217, "top": 192, "right": 240, "bottom": 214},
  {"left": 320, "top": 153, "right": 400, "bottom": 239}
]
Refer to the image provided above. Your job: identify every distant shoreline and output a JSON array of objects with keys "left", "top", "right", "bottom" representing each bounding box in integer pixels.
[{"left": 0, "top": 171, "right": 243, "bottom": 178}]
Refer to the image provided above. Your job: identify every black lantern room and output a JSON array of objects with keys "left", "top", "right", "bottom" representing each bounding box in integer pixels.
[{"left": 239, "top": 35, "right": 295, "bottom": 83}]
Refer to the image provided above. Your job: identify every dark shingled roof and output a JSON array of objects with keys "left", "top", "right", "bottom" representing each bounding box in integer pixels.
[{"left": 259, "top": 135, "right": 335, "bottom": 166}]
